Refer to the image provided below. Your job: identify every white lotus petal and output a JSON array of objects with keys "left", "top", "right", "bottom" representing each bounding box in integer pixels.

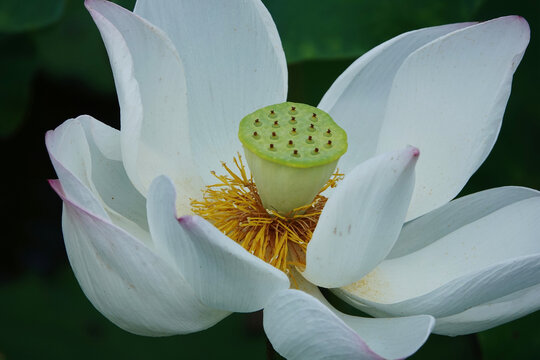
[
  {"left": 294, "top": 271, "right": 435, "bottom": 360},
  {"left": 46, "top": 118, "right": 104, "bottom": 217},
  {"left": 50, "top": 180, "right": 228, "bottom": 336},
  {"left": 303, "top": 146, "right": 418, "bottom": 288},
  {"left": 389, "top": 186, "right": 540, "bottom": 259},
  {"left": 86, "top": 0, "right": 201, "bottom": 212},
  {"left": 78, "top": 116, "right": 149, "bottom": 239},
  {"left": 264, "top": 289, "right": 382, "bottom": 360},
  {"left": 376, "top": 16, "right": 530, "bottom": 219},
  {"left": 337, "top": 191, "right": 540, "bottom": 318},
  {"left": 146, "top": 176, "right": 289, "bottom": 313},
  {"left": 434, "top": 283, "right": 540, "bottom": 336},
  {"left": 46, "top": 116, "right": 150, "bottom": 243},
  {"left": 319, "top": 22, "right": 474, "bottom": 174},
  {"left": 134, "top": 0, "right": 288, "bottom": 183}
]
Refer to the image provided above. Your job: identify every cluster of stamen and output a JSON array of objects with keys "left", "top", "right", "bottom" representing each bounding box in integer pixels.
[{"left": 191, "top": 155, "right": 343, "bottom": 273}]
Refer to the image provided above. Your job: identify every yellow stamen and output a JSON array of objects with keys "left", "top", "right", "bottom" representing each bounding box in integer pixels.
[{"left": 191, "top": 155, "right": 343, "bottom": 274}]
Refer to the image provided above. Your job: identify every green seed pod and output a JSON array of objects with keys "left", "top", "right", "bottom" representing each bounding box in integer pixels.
[{"left": 239, "top": 102, "right": 347, "bottom": 215}]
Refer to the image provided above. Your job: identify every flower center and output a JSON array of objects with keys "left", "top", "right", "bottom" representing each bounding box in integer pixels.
[
  {"left": 238, "top": 102, "right": 347, "bottom": 215},
  {"left": 191, "top": 156, "right": 343, "bottom": 273},
  {"left": 191, "top": 102, "right": 347, "bottom": 274}
]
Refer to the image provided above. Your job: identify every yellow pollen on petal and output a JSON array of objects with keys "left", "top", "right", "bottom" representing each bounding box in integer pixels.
[{"left": 190, "top": 155, "right": 343, "bottom": 274}]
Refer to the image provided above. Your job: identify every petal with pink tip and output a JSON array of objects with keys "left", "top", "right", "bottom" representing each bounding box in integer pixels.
[
  {"left": 303, "top": 147, "right": 418, "bottom": 288},
  {"left": 50, "top": 180, "right": 229, "bottom": 336},
  {"left": 146, "top": 176, "right": 290, "bottom": 313}
]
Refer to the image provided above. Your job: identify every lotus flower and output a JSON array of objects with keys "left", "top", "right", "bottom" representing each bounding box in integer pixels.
[{"left": 46, "top": 0, "right": 539, "bottom": 359}]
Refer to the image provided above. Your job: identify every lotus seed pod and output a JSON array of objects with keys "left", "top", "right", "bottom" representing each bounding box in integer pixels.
[{"left": 238, "top": 102, "right": 347, "bottom": 215}]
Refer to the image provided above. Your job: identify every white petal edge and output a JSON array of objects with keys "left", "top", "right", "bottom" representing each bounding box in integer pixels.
[
  {"left": 134, "top": 0, "right": 288, "bottom": 184},
  {"left": 294, "top": 271, "right": 435, "bottom": 360},
  {"left": 86, "top": 0, "right": 202, "bottom": 213},
  {"left": 376, "top": 16, "right": 530, "bottom": 219},
  {"left": 264, "top": 289, "right": 383, "bottom": 360},
  {"left": 46, "top": 116, "right": 150, "bottom": 244},
  {"left": 336, "top": 190, "right": 540, "bottom": 318},
  {"left": 146, "top": 175, "right": 290, "bottom": 313},
  {"left": 303, "top": 146, "right": 418, "bottom": 288},
  {"left": 319, "top": 21, "right": 475, "bottom": 175},
  {"left": 389, "top": 186, "right": 540, "bottom": 259},
  {"left": 434, "top": 283, "right": 540, "bottom": 335},
  {"left": 50, "top": 179, "right": 229, "bottom": 336}
]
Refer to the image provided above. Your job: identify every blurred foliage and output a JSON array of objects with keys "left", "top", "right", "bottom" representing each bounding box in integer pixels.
[
  {"left": 0, "top": 0, "right": 65, "bottom": 33},
  {"left": 263, "top": 0, "right": 486, "bottom": 62},
  {"left": 1, "top": 0, "right": 539, "bottom": 359}
]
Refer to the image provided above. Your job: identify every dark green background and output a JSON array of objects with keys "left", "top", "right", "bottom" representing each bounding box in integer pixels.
[{"left": 1, "top": 0, "right": 539, "bottom": 359}]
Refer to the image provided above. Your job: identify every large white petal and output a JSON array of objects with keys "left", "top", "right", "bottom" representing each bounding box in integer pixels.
[
  {"left": 50, "top": 180, "right": 228, "bottom": 336},
  {"left": 434, "top": 283, "right": 540, "bottom": 336},
  {"left": 303, "top": 146, "right": 418, "bottom": 288},
  {"left": 319, "top": 22, "right": 474, "bottom": 173},
  {"left": 336, "top": 189, "right": 540, "bottom": 321},
  {"left": 86, "top": 0, "right": 202, "bottom": 212},
  {"left": 46, "top": 116, "right": 150, "bottom": 243},
  {"left": 377, "top": 16, "right": 530, "bottom": 219},
  {"left": 146, "top": 176, "right": 289, "bottom": 313},
  {"left": 134, "top": 0, "right": 288, "bottom": 183}
]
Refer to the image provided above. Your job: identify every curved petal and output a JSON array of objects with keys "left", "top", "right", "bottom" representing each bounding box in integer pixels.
[
  {"left": 319, "top": 22, "right": 474, "bottom": 174},
  {"left": 389, "top": 186, "right": 540, "bottom": 259},
  {"left": 78, "top": 116, "right": 149, "bottom": 236},
  {"left": 294, "top": 272, "right": 435, "bottom": 360},
  {"left": 50, "top": 180, "right": 228, "bottom": 336},
  {"left": 336, "top": 189, "right": 540, "bottom": 320},
  {"left": 264, "top": 289, "right": 382, "bottom": 360},
  {"left": 434, "top": 283, "right": 540, "bottom": 336},
  {"left": 86, "top": 0, "right": 202, "bottom": 212},
  {"left": 146, "top": 176, "right": 289, "bottom": 313},
  {"left": 303, "top": 146, "right": 418, "bottom": 288},
  {"left": 376, "top": 16, "right": 530, "bottom": 219},
  {"left": 46, "top": 116, "right": 150, "bottom": 243},
  {"left": 134, "top": 0, "right": 288, "bottom": 183}
]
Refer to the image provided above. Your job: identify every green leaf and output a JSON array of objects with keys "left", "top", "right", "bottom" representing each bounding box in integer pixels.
[
  {"left": 0, "top": 35, "right": 37, "bottom": 137},
  {"left": 263, "top": 0, "right": 485, "bottom": 63},
  {"left": 0, "top": 0, "right": 65, "bottom": 33}
]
